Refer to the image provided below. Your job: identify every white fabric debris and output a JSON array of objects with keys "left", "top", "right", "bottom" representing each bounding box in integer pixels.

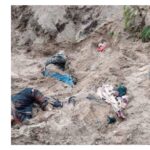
[{"left": 97, "top": 84, "right": 127, "bottom": 113}]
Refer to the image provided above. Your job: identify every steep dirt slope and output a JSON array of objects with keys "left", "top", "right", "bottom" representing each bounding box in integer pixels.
[{"left": 11, "top": 6, "right": 150, "bottom": 144}]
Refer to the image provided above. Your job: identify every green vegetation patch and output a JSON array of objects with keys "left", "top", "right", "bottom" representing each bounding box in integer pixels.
[
  {"left": 141, "top": 26, "right": 150, "bottom": 42},
  {"left": 123, "top": 6, "right": 136, "bottom": 32}
]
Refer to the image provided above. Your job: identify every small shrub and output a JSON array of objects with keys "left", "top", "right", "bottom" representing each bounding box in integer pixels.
[
  {"left": 141, "top": 26, "right": 150, "bottom": 42},
  {"left": 123, "top": 6, "right": 135, "bottom": 31}
]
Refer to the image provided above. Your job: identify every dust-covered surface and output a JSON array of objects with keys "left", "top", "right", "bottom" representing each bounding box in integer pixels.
[{"left": 11, "top": 6, "right": 150, "bottom": 144}]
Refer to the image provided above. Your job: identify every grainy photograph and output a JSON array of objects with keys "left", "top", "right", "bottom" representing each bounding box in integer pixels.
[{"left": 11, "top": 5, "right": 150, "bottom": 145}]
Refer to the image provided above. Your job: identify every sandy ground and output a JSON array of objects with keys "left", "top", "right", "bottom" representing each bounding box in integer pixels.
[{"left": 11, "top": 6, "right": 150, "bottom": 144}]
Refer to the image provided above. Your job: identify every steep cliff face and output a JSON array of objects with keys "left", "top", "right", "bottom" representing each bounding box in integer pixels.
[{"left": 11, "top": 6, "right": 150, "bottom": 144}]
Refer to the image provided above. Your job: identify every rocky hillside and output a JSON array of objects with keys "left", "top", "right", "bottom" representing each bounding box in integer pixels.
[{"left": 11, "top": 6, "right": 150, "bottom": 144}]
